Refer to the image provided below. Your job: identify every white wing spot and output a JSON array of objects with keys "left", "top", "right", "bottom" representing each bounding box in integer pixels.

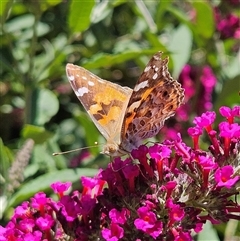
[
  {"left": 162, "top": 65, "right": 167, "bottom": 77},
  {"left": 154, "top": 67, "right": 159, "bottom": 72},
  {"left": 88, "top": 81, "right": 94, "bottom": 86},
  {"left": 134, "top": 80, "right": 149, "bottom": 91},
  {"left": 76, "top": 87, "right": 89, "bottom": 96},
  {"left": 69, "top": 75, "right": 74, "bottom": 81},
  {"left": 153, "top": 73, "right": 158, "bottom": 80},
  {"left": 128, "top": 100, "right": 141, "bottom": 112},
  {"left": 82, "top": 76, "right": 87, "bottom": 80},
  {"left": 144, "top": 66, "right": 151, "bottom": 72}
]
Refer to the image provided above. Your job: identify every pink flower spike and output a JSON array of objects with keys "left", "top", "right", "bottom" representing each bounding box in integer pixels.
[
  {"left": 59, "top": 195, "right": 82, "bottom": 222},
  {"left": 174, "top": 231, "right": 192, "bottom": 241},
  {"left": 134, "top": 207, "right": 163, "bottom": 239},
  {"left": 24, "top": 231, "right": 42, "bottom": 241},
  {"left": 51, "top": 181, "right": 71, "bottom": 198},
  {"left": 219, "top": 122, "right": 240, "bottom": 156},
  {"left": 81, "top": 176, "right": 105, "bottom": 197},
  {"left": 215, "top": 166, "right": 240, "bottom": 189},
  {"left": 132, "top": 145, "right": 154, "bottom": 178},
  {"left": 194, "top": 222, "right": 203, "bottom": 233},
  {"left": 193, "top": 111, "right": 216, "bottom": 132},
  {"left": 165, "top": 181, "right": 177, "bottom": 199},
  {"left": 219, "top": 106, "right": 231, "bottom": 116},
  {"left": 122, "top": 158, "right": 139, "bottom": 192},
  {"left": 134, "top": 207, "right": 156, "bottom": 231},
  {"left": 101, "top": 223, "right": 124, "bottom": 241},
  {"left": 109, "top": 208, "right": 130, "bottom": 225},
  {"left": 232, "top": 106, "right": 240, "bottom": 118},
  {"left": 219, "top": 106, "right": 234, "bottom": 123},
  {"left": 19, "top": 218, "right": 35, "bottom": 233},
  {"left": 188, "top": 126, "right": 203, "bottom": 149},
  {"left": 199, "top": 155, "right": 217, "bottom": 189},
  {"left": 36, "top": 215, "right": 54, "bottom": 231},
  {"left": 80, "top": 194, "right": 97, "bottom": 217},
  {"left": 219, "top": 122, "right": 240, "bottom": 139},
  {"left": 149, "top": 144, "right": 171, "bottom": 160},
  {"left": 31, "top": 192, "right": 48, "bottom": 215},
  {"left": 166, "top": 199, "right": 185, "bottom": 226},
  {"left": 14, "top": 201, "right": 30, "bottom": 219}
]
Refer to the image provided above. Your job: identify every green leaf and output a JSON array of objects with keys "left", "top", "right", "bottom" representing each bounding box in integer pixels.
[
  {"left": 145, "top": 32, "right": 168, "bottom": 50},
  {"left": 68, "top": 0, "right": 95, "bottom": 33},
  {"left": 167, "top": 24, "right": 192, "bottom": 78},
  {"left": 91, "top": 1, "right": 113, "bottom": 24},
  {"left": 4, "top": 14, "right": 34, "bottom": 33},
  {"left": 82, "top": 49, "right": 162, "bottom": 69},
  {"left": 197, "top": 221, "right": 220, "bottom": 241},
  {"left": 75, "top": 112, "right": 101, "bottom": 155},
  {"left": 166, "top": 5, "right": 194, "bottom": 30},
  {"left": 21, "top": 125, "right": 53, "bottom": 144},
  {"left": 31, "top": 144, "right": 57, "bottom": 171},
  {"left": 44, "top": 0, "right": 62, "bottom": 7},
  {"left": 223, "top": 55, "right": 240, "bottom": 79},
  {"left": 0, "top": 138, "right": 13, "bottom": 186},
  {"left": 214, "top": 76, "right": 240, "bottom": 112},
  {"left": 7, "top": 168, "right": 98, "bottom": 208},
  {"left": 34, "top": 88, "right": 59, "bottom": 126},
  {"left": 192, "top": 2, "right": 214, "bottom": 39},
  {"left": 0, "top": 138, "right": 13, "bottom": 165}
]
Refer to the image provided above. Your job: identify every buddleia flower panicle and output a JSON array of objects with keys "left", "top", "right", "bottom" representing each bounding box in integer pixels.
[{"left": 1, "top": 106, "right": 239, "bottom": 241}]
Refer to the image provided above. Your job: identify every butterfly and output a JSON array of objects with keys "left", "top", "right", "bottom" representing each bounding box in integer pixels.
[{"left": 66, "top": 52, "right": 184, "bottom": 157}]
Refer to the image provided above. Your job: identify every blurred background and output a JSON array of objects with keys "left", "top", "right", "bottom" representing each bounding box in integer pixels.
[{"left": 0, "top": 0, "right": 239, "bottom": 238}]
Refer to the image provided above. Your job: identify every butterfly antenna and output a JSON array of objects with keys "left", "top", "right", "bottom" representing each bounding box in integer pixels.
[{"left": 52, "top": 142, "right": 103, "bottom": 156}]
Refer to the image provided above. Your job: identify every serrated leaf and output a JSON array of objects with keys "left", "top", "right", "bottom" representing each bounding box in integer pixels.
[
  {"left": 68, "top": 0, "right": 95, "bottom": 33},
  {"left": 7, "top": 168, "right": 98, "bottom": 208},
  {"left": 21, "top": 125, "right": 53, "bottom": 144}
]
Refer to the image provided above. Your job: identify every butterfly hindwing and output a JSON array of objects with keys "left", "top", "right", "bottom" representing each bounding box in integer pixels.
[{"left": 120, "top": 52, "right": 184, "bottom": 152}]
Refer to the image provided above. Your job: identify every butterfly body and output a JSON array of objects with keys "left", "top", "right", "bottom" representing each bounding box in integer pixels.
[{"left": 66, "top": 52, "right": 184, "bottom": 157}]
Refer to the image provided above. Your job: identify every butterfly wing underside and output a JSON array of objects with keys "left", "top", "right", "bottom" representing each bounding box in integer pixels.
[
  {"left": 121, "top": 52, "right": 185, "bottom": 152},
  {"left": 66, "top": 64, "right": 133, "bottom": 147}
]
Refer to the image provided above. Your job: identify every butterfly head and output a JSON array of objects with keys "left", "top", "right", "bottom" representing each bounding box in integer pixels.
[{"left": 102, "top": 141, "right": 128, "bottom": 157}]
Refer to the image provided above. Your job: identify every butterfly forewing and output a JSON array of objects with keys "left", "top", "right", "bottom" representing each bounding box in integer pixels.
[{"left": 66, "top": 64, "right": 133, "bottom": 143}]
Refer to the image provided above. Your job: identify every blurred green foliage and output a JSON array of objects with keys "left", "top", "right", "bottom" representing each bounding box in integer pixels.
[{"left": 0, "top": 0, "right": 239, "bottom": 239}]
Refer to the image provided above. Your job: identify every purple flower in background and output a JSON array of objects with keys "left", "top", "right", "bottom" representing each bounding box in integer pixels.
[
  {"left": 215, "top": 9, "right": 240, "bottom": 39},
  {"left": 179, "top": 65, "right": 217, "bottom": 115}
]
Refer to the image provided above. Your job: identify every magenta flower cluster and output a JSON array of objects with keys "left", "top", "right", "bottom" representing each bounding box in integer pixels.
[
  {"left": 178, "top": 65, "right": 217, "bottom": 118},
  {"left": 214, "top": 8, "right": 240, "bottom": 39},
  {"left": 1, "top": 106, "right": 239, "bottom": 241}
]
